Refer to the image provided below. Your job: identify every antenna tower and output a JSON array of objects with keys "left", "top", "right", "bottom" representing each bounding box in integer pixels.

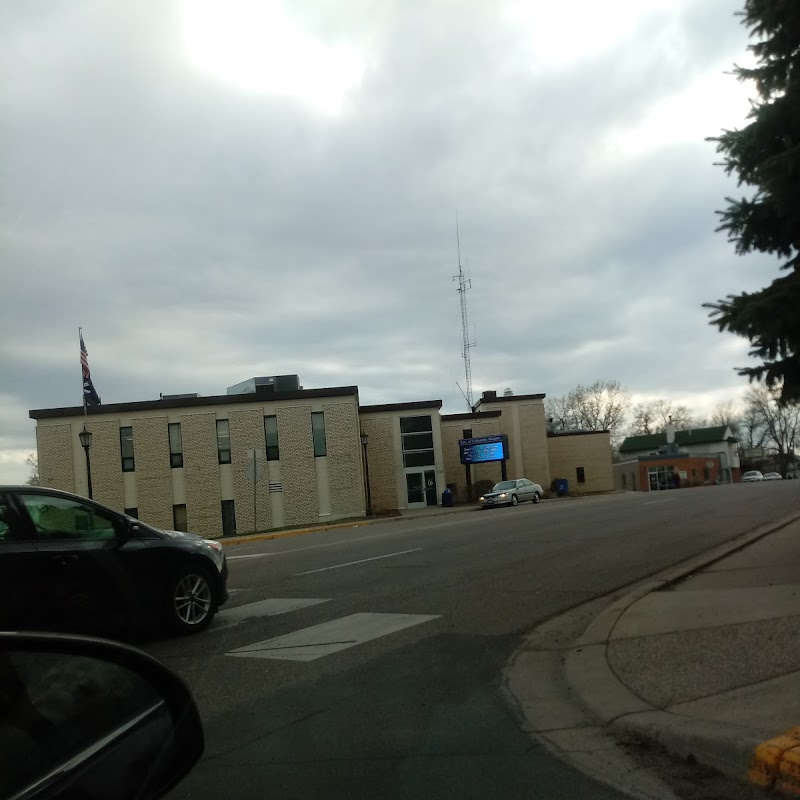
[{"left": 453, "top": 218, "right": 476, "bottom": 409}]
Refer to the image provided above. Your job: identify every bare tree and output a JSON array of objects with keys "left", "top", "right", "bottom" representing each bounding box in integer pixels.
[
  {"left": 25, "top": 453, "right": 40, "bottom": 486},
  {"left": 629, "top": 400, "right": 696, "bottom": 435},
  {"left": 710, "top": 401, "right": 741, "bottom": 437},
  {"left": 546, "top": 390, "right": 581, "bottom": 432},
  {"left": 743, "top": 385, "right": 800, "bottom": 476},
  {"left": 546, "top": 380, "right": 630, "bottom": 447}
]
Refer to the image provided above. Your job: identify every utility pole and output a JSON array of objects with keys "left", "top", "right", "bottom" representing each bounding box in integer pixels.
[{"left": 453, "top": 216, "right": 476, "bottom": 410}]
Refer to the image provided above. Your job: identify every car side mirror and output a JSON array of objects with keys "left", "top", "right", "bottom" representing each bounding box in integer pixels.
[
  {"left": 0, "top": 631, "right": 204, "bottom": 800},
  {"left": 118, "top": 519, "right": 140, "bottom": 544}
]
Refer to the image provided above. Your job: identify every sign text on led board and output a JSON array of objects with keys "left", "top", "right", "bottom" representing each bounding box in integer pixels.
[{"left": 458, "top": 434, "right": 509, "bottom": 465}]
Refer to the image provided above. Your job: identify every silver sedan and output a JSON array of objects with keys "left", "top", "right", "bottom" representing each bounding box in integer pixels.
[{"left": 479, "top": 478, "right": 543, "bottom": 508}]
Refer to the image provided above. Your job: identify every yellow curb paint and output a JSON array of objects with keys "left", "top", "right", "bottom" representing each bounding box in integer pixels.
[
  {"left": 749, "top": 729, "right": 800, "bottom": 788},
  {"left": 217, "top": 505, "right": 477, "bottom": 547},
  {"left": 219, "top": 518, "right": 387, "bottom": 547},
  {"left": 777, "top": 745, "right": 800, "bottom": 795}
]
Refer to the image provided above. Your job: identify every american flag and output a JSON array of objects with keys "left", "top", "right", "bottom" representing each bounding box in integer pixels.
[{"left": 80, "top": 331, "right": 101, "bottom": 407}]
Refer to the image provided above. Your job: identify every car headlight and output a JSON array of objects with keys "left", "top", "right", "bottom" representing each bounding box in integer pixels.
[
  {"left": 203, "top": 539, "right": 223, "bottom": 553},
  {"left": 499, "top": 493, "right": 507, "bottom": 498},
  {"left": 479, "top": 496, "right": 485, "bottom": 501}
]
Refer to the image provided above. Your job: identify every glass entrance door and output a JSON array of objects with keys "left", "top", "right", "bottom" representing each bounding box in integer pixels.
[
  {"left": 406, "top": 472, "right": 425, "bottom": 507},
  {"left": 424, "top": 470, "right": 437, "bottom": 506},
  {"left": 406, "top": 470, "right": 438, "bottom": 508}
]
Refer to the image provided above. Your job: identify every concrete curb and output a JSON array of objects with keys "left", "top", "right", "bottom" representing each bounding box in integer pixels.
[
  {"left": 563, "top": 510, "right": 800, "bottom": 786},
  {"left": 218, "top": 504, "right": 479, "bottom": 547}
]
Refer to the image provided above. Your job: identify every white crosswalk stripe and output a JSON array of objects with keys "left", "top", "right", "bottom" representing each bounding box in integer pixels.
[{"left": 226, "top": 612, "right": 440, "bottom": 662}]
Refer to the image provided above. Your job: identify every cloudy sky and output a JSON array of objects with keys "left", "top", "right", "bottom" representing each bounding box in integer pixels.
[{"left": 1, "top": 0, "right": 776, "bottom": 482}]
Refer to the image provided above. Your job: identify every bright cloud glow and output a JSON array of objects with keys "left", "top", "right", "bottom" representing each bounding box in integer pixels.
[
  {"left": 504, "top": 0, "right": 673, "bottom": 67},
  {"left": 607, "top": 66, "right": 754, "bottom": 156},
  {"left": 181, "top": 0, "right": 365, "bottom": 113}
]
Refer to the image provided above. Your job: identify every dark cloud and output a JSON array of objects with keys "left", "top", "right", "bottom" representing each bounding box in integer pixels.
[{"left": 0, "top": 0, "right": 767, "bottom": 480}]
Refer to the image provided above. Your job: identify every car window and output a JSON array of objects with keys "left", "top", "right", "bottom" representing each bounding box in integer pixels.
[
  {"left": 0, "top": 496, "right": 14, "bottom": 541},
  {"left": 18, "top": 494, "right": 119, "bottom": 542}
]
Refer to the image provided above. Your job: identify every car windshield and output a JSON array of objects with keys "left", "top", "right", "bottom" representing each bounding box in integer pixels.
[{"left": 493, "top": 481, "right": 517, "bottom": 491}]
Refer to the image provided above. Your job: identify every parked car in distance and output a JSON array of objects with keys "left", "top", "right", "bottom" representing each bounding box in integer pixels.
[
  {"left": 0, "top": 486, "right": 228, "bottom": 638},
  {"left": 762, "top": 472, "right": 783, "bottom": 480},
  {"left": 479, "top": 479, "right": 543, "bottom": 508},
  {"left": 741, "top": 470, "right": 764, "bottom": 482}
]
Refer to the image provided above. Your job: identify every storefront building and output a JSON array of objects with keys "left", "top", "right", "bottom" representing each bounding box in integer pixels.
[{"left": 613, "top": 454, "right": 723, "bottom": 491}]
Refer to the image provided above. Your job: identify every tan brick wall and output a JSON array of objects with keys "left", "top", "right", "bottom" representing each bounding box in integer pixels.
[
  {"left": 547, "top": 432, "right": 613, "bottom": 493},
  {"left": 37, "top": 425, "right": 75, "bottom": 492},
  {"left": 85, "top": 420, "right": 125, "bottom": 511},
  {"left": 360, "top": 416, "right": 397, "bottom": 511},
  {"left": 132, "top": 416, "right": 173, "bottom": 530},
  {"left": 276, "top": 405, "right": 319, "bottom": 525},
  {"left": 230, "top": 409, "right": 272, "bottom": 533},
  {"left": 471, "top": 399, "right": 552, "bottom": 492},
  {"left": 441, "top": 418, "right": 502, "bottom": 502},
  {"left": 324, "top": 402, "right": 363, "bottom": 516},
  {"left": 181, "top": 413, "right": 223, "bottom": 537},
  {"left": 518, "top": 403, "right": 551, "bottom": 489}
]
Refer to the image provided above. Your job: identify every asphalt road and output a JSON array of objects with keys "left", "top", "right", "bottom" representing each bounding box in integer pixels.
[{"left": 153, "top": 482, "right": 800, "bottom": 800}]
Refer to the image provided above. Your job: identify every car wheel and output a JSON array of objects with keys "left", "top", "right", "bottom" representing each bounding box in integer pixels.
[
  {"left": 511, "top": 494, "right": 519, "bottom": 506},
  {"left": 166, "top": 564, "right": 217, "bottom": 635},
  {"left": 532, "top": 492, "right": 541, "bottom": 504}
]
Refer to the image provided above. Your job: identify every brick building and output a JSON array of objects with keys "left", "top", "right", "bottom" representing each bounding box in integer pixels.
[
  {"left": 30, "top": 380, "right": 614, "bottom": 537},
  {"left": 614, "top": 424, "right": 741, "bottom": 491}
]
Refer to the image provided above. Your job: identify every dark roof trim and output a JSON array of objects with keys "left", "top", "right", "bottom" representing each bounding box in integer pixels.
[
  {"left": 474, "top": 392, "right": 546, "bottom": 409},
  {"left": 359, "top": 400, "right": 443, "bottom": 414},
  {"left": 29, "top": 386, "right": 360, "bottom": 420},
  {"left": 547, "top": 429, "right": 609, "bottom": 438},
  {"left": 634, "top": 453, "right": 720, "bottom": 463},
  {"left": 619, "top": 425, "right": 737, "bottom": 452},
  {"left": 441, "top": 410, "right": 502, "bottom": 421}
]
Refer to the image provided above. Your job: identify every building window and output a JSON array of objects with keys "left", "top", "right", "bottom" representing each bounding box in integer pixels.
[
  {"left": 216, "top": 419, "right": 231, "bottom": 464},
  {"left": 621, "top": 474, "right": 627, "bottom": 489},
  {"left": 647, "top": 465, "right": 676, "bottom": 491},
  {"left": 221, "top": 500, "right": 236, "bottom": 536},
  {"left": 576, "top": 466, "right": 586, "bottom": 484},
  {"left": 312, "top": 412, "right": 327, "bottom": 457},
  {"left": 124, "top": 507, "right": 138, "bottom": 519},
  {"left": 462, "top": 428, "right": 473, "bottom": 438},
  {"left": 168, "top": 422, "right": 183, "bottom": 468},
  {"left": 264, "top": 415, "right": 280, "bottom": 461},
  {"left": 173, "top": 504, "right": 188, "bottom": 532},
  {"left": 120, "top": 426, "right": 135, "bottom": 472},
  {"left": 400, "top": 416, "right": 435, "bottom": 467}
]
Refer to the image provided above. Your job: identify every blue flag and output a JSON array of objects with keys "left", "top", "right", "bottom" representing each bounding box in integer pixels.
[{"left": 80, "top": 332, "right": 101, "bottom": 407}]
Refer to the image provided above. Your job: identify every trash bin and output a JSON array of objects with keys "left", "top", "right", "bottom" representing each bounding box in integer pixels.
[
  {"left": 441, "top": 487, "right": 454, "bottom": 507},
  {"left": 556, "top": 478, "right": 569, "bottom": 497}
]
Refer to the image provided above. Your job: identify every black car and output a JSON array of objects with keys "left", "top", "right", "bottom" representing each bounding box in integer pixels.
[{"left": 0, "top": 486, "right": 228, "bottom": 637}]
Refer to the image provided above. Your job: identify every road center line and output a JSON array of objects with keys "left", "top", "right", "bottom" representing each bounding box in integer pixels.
[
  {"left": 643, "top": 499, "right": 673, "bottom": 505},
  {"left": 227, "top": 553, "right": 277, "bottom": 561},
  {"left": 295, "top": 548, "right": 422, "bottom": 576}
]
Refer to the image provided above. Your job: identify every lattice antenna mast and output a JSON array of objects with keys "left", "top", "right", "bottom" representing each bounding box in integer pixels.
[{"left": 453, "top": 218, "right": 476, "bottom": 410}]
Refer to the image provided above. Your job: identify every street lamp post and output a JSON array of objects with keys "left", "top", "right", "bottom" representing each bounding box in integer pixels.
[
  {"left": 79, "top": 425, "right": 93, "bottom": 499},
  {"left": 360, "top": 432, "right": 372, "bottom": 516}
]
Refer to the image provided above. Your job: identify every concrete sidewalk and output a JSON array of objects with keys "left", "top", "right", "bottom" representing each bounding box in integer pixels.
[{"left": 566, "top": 515, "right": 800, "bottom": 795}]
